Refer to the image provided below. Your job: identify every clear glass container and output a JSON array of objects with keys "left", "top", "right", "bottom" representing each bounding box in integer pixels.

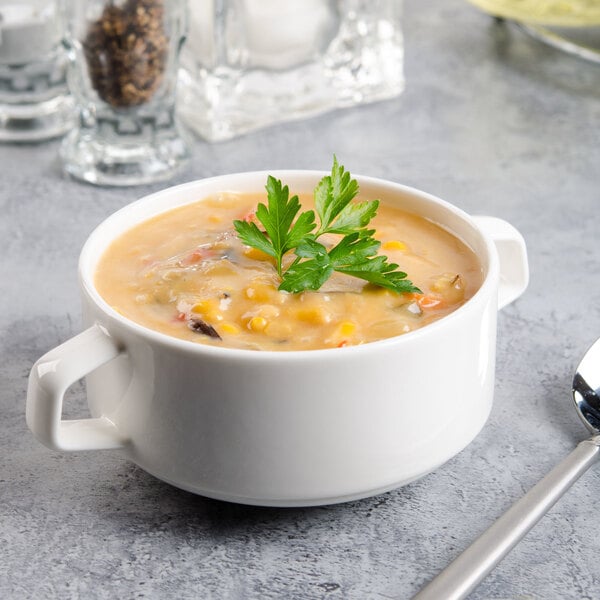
[
  {"left": 0, "top": 1, "right": 74, "bottom": 142},
  {"left": 60, "top": 0, "right": 191, "bottom": 186},
  {"left": 178, "top": 0, "right": 405, "bottom": 142}
]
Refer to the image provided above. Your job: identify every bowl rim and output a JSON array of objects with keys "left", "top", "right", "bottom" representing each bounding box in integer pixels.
[{"left": 79, "top": 170, "right": 499, "bottom": 360}]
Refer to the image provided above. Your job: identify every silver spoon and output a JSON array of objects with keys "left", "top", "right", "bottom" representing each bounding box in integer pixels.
[{"left": 414, "top": 336, "right": 600, "bottom": 600}]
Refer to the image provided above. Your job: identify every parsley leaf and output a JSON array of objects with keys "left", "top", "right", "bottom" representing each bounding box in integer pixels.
[
  {"left": 327, "top": 200, "right": 379, "bottom": 235},
  {"left": 315, "top": 156, "right": 362, "bottom": 234},
  {"left": 234, "top": 158, "right": 420, "bottom": 295},
  {"left": 234, "top": 220, "right": 277, "bottom": 259},
  {"left": 280, "top": 233, "right": 421, "bottom": 294},
  {"left": 278, "top": 240, "right": 333, "bottom": 293},
  {"left": 234, "top": 176, "right": 316, "bottom": 276}
]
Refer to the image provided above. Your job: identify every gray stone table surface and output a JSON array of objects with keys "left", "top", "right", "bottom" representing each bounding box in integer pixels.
[{"left": 2, "top": 1, "right": 600, "bottom": 598}]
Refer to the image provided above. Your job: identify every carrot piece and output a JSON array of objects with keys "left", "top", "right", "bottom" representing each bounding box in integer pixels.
[
  {"left": 242, "top": 209, "right": 258, "bottom": 223},
  {"left": 415, "top": 294, "right": 444, "bottom": 309},
  {"left": 182, "top": 250, "right": 205, "bottom": 265}
]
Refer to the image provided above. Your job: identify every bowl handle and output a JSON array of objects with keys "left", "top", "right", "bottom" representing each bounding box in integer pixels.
[
  {"left": 472, "top": 216, "right": 529, "bottom": 310},
  {"left": 26, "top": 324, "right": 128, "bottom": 452}
]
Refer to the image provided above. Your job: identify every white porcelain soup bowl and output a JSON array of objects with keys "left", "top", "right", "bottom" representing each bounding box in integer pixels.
[{"left": 26, "top": 172, "right": 528, "bottom": 507}]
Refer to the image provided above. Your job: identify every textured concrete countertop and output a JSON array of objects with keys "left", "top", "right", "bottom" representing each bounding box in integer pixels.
[{"left": 2, "top": 1, "right": 600, "bottom": 598}]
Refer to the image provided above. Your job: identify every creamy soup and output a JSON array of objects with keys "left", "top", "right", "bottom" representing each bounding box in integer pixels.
[{"left": 95, "top": 193, "right": 483, "bottom": 351}]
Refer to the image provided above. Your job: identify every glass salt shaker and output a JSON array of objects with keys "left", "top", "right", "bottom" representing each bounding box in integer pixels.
[
  {"left": 179, "top": 0, "right": 405, "bottom": 142},
  {"left": 60, "top": 0, "right": 190, "bottom": 186},
  {"left": 0, "top": 1, "right": 74, "bottom": 142}
]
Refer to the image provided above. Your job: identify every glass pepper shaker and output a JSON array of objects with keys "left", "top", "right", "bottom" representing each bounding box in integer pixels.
[
  {"left": 60, "top": 0, "right": 190, "bottom": 186},
  {"left": 0, "top": 1, "right": 74, "bottom": 142}
]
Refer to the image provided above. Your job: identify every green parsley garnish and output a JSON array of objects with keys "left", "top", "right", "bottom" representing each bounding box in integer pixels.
[{"left": 233, "top": 157, "right": 421, "bottom": 295}]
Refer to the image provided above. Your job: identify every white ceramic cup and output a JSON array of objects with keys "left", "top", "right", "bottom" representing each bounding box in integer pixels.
[{"left": 26, "top": 172, "right": 529, "bottom": 507}]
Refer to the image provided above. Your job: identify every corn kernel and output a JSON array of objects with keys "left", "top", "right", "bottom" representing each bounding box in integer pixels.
[
  {"left": 244, "top": 283, "right": 275, "bottom": 303},
  {"left": 243, "top": 247, "right": 272, "bottom": 262},
  {"left": 204, "top": 262, "right": 236, "bottom": 277},
  {"left": 191, "top": 299, "right": 217, "bottom": 314},
  {"left": 265, "top": 321, "right": 293, "bottom": 338},
  {"left": 191, "top": 299, "right": 223, "bottom": 322},
  {"left": 296, "top": 307, "right": 331, "bottom": 325},
  {"left": 382, "top": 240, "right": 407, "bottom": 251},
  {"left": 339, "top": 321, "right": 356, "bottom": 336},
  {"left": 248, "top": 316, "right": 268, "bottom": 332},
  {"left": 221, "top": 322, "right": 241, "bottom": 335}
]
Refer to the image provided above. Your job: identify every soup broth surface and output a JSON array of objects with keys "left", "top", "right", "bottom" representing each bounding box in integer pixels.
[{"left": 95, "top": 193, "right": 483, "bottom": 351}]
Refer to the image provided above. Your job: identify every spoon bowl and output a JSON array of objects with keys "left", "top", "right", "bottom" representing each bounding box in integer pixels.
[{"left": 573, "top": 336, "right": 600, "bottom": 433}]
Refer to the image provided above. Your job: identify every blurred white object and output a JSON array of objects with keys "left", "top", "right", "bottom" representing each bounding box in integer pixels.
[
  {"left": 0, "top": 2, "right": 59, "bottom": 64},
  {"left": 179, "top": 0, "right": 405, "bottom": 141},
  {"left": 0, "top": 0, "right": 73, "bottom": 142}
]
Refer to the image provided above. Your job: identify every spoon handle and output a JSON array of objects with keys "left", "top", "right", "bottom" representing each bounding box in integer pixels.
[{"left": 414, "top": 436, "right": 600, "bottom": 600}]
